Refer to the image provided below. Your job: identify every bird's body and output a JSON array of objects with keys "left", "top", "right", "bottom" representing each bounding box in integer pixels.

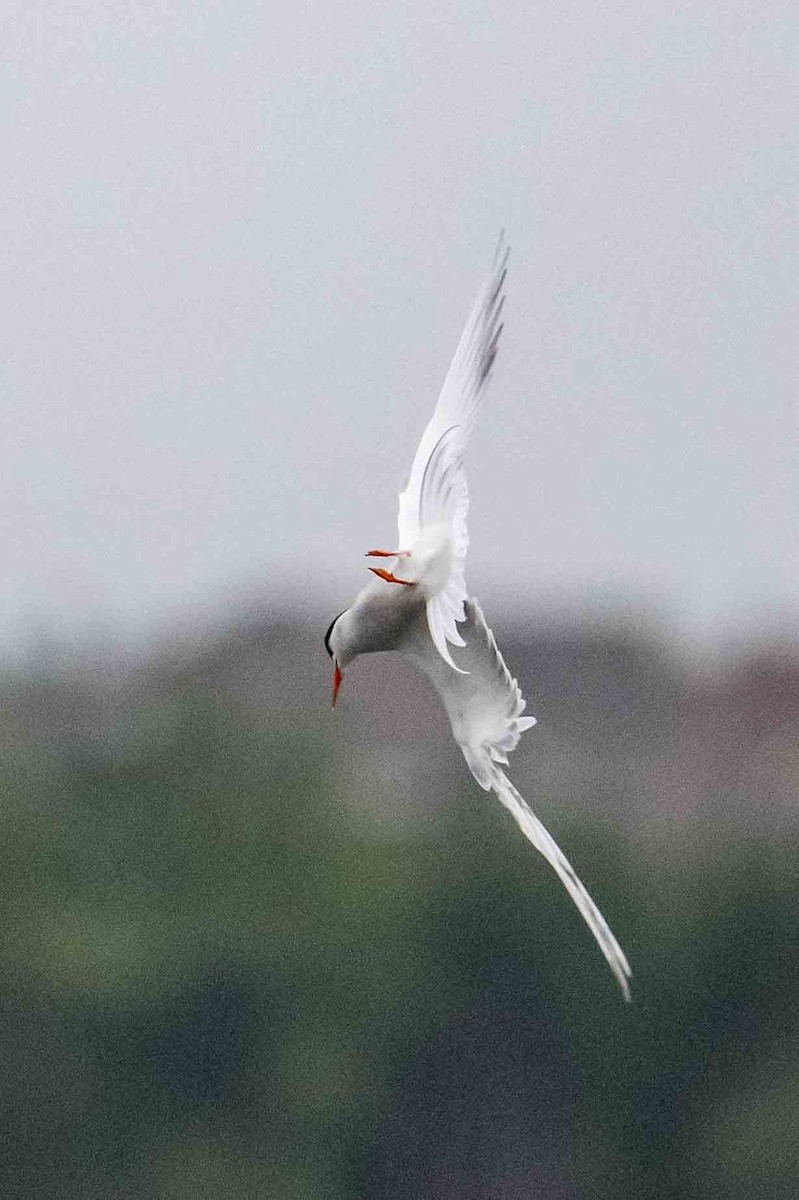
[{"left": 326, "top": 239, "right": 632, "bottom": 999}]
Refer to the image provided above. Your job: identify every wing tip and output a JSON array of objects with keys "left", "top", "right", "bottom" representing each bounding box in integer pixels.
[
  {"left": 488, "top": 765, "right": 633, "bottom": 1002},
  {"left": 492, "top": 230, "right": 511, "bottom": 273}
]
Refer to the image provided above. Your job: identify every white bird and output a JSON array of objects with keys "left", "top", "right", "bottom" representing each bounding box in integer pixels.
[{"left": 325, "top": 239, "right": 632, "bottom": 1000}]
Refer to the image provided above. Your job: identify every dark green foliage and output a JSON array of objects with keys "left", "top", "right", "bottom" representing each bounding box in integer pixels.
[{"left": 0, "top": 633, "right": 796, "bottom": 1198}]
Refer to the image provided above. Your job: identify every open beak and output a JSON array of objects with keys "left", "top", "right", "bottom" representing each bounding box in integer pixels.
[{"left": 332, "top": 663, "right": 343, "bottom": 708}]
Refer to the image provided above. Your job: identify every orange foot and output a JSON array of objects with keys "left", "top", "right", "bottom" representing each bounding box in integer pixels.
[
  {"left": 368, "top": 567, "right": 416, "bottom": 587},
  {"left": 365, "top": 549, "right": 410, "bottom": 558}
]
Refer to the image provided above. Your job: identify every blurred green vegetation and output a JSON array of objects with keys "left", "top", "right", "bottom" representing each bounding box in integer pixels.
[{"left": 0, "top": 623, "right": 797, "bottom": 1198}]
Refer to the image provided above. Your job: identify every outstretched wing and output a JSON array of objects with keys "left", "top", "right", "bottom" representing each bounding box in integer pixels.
[
  {"left": 488, "top": 768, "right": 632, "bottom": 1000},
  {"left": 396, "top": 237, "right": 508, "bottom": 670},
  {"left": 400, "top": 598, "right": 632, "bottom": 999},
  {"left": 404, "top": 597, "right": 537, "bottom": 781}
]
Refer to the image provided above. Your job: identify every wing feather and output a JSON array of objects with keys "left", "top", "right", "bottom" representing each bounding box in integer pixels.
[
  {"left": 490, "top": 767, "right": 632, "bottom": 1000},
  {"left": 396, "top": 237, "right": 509, "bottom": 668},
  {"left": 400, "top": 597, "right": 536, "bottom": 787},
  {"left": 399, "top": 598, "right": 632, "bottom": 999}
]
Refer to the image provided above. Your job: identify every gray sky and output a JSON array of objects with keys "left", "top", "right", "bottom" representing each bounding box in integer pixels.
[{"left": 3, "top": 1, "right": 797, "bottom": 652}]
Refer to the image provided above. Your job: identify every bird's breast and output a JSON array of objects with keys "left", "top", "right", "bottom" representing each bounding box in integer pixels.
[{"left": 348, "top": 578, "right": 426, "bottom": 657}]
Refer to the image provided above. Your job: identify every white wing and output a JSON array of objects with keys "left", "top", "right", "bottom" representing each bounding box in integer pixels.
[
  {"left": 401, "top": 597, "right": 536, "bottom": 783},
  {"left": 396, "top": 237, "right": 508, "bottom": 671},
  {"left": 400, "top": 598, "right": 632, "bottom": 1000}
]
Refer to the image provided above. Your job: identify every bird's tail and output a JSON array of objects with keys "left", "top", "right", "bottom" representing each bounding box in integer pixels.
[{"left": 490, "top": 765, "right": 632, "bottom": 1001}]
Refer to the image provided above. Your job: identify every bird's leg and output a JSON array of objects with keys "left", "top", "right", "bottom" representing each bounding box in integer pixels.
[
  {"left": 365, "top": 549, "right": 414, "bottom": 585},
  {"left": 368, "top": 567, "right": 416, "bottom": 587}
]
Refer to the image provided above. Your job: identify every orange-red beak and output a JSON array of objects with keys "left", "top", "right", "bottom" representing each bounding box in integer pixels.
[{"left": 332, "top": 663, "right": 343, "bottom": 707}]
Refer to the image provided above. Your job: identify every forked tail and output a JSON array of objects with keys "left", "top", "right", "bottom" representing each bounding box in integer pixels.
[{"left": 490, "top": 766, "right": 632, "bottom": 1000}]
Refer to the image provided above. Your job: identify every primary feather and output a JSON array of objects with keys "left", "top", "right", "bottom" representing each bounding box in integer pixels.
[
  {"left": 396, "top": 236, "right": 508, "bottom": 670},
  {"left": 399, "top": 599, "right": 632, "bottom": 1001},
  {"left": 489, "top": 766, "right": 632, "bottom": 1000}
]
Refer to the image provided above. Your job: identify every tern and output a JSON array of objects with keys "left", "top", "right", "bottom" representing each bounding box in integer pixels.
[{"left": 325, "top": 239, "right": 632, "bottom": 999}]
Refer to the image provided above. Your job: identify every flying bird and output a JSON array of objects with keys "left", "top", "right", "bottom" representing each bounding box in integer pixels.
[{"left": 325, "top": 239, "right": 632, "bottom": 999}]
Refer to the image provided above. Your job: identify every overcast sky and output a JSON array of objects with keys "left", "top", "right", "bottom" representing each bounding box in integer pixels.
[{"left": 3, "top": 1, "right": 797, "bottom": 653}]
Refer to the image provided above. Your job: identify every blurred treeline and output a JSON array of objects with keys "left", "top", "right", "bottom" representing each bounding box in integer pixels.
[{"left": 1, "top": 611, "right": 797, "bottom": 1198}]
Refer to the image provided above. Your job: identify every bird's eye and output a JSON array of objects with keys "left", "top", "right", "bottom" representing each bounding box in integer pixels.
[{"left": 324, "top": 613, "right": 343, "bottom": 657}]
